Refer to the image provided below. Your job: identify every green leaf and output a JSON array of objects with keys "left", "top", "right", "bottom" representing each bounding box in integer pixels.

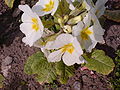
[
  {"left": 55, "top": 0, "right": 70, "bottom": 16},
  {"left": 104, "top": 10, "right": 120, "bottom": 23},
  {"left": 84, "top": 50, "right": 115, "bottom": 75},
  {"left": 0, "top": 74, "right": 5, "bottom": 88},
  {"left": 116, "top": 50, "right": 120, "bottom": 57},
  {"left": 4, "top": 0, "right": 15, "bottom": 8},
  {"left": 24, "top": 51, "right": 57, "bottom": 83},
  {"left": 55, "top": 61, "right": 75, "bottom": 84},
  {"left": 42, "top": 20, "right": 55, "bottom": 28}
]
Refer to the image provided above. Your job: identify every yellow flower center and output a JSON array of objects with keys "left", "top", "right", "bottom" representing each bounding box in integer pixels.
[
  {"left": 61, "top": 43, "right": 74, "bottom": 54},
  {"left": 32, "top": 18, "right": 39, "bottom": 31},
  {"left": 42, "top": 0, "right": 54, "bottom": 12},
  {"left": 80, "top": 27, "right": 93, "bottom": 40}
]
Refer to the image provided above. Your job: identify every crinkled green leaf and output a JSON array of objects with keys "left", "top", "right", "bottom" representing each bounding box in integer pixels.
[
  {"left": 0, "top": 74, "right": 4, "bottom": 88},
  {"left": 55, "top": 61, "right": 75, "bottom": 84},
  {"left": 84, "top": 50, "right": 115, "bottom": 75},
  {"left": 42, "top": 20, "right": 55, "bottom": 28},
  {"left": 24, "top": 51, "right": 57, "bottom": 83},
  {"left": 104, "top": 10, "right": 120, "bottom": 22},
  {"left": 4, "top": 0, "right": 15, "bottom": 8}
]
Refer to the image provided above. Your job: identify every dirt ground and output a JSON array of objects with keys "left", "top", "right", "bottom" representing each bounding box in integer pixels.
[{"left": 0, "top": 0, "right": 120, "bottom": 90}]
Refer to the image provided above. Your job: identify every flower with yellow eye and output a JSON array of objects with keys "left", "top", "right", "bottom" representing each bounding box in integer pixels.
[
  {"left": 72, "top": 12, "right": 104, "bottom": 52},
  {"left": 94, "top": 0, "right": 108, "bottom": 18},
  {"left": 45, "top": 34, "right": 85, "bottom": 66},
  {"left": 19, "top": 5, "right": 44, "bottom": 46},
  {"left": 86, "top": 0, "right": 108, "bottom": 18},
  {"left": 32, "top": 0, "right": 59, "bottom": 16}
]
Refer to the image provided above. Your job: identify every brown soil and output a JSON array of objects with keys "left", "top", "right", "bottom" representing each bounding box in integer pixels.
[{"left": 0, "top": 0, "right": 120, "bottom": 90}]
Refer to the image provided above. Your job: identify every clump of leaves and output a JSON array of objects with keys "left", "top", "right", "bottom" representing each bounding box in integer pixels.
[
  {"left": 83, "top": 50, "right": 115, "bottom": 75},
  {"left": 24, "top": 49, "right": 115, "bottom": 84},
  {"left": 110, "top": 50, "right": 120, "bottom": 89},
  {"left": 24, "top": 51, "right": 75, "bottom": 84}
]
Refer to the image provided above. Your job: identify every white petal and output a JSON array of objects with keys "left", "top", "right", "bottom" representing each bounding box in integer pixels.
[
  {"left": 48, "top": 34, "right": 74, "bottom": 49},
  {"left": 41, "top": 48, "right": 50, "bottom": 57},
  {"left": 45, "top": 41, "right": 54, "bottom": 49},
  {"left": 22, "top": 29, "right": 43, "bottom": 46},
  {"left": 47, "top": 50, "right": 63, "bottom": 62},
  {"left": 20, "top": 23, "right": 34, "bottom": 36},
  {"left": 79, "top": 36, "right": 96, "bottom": 52},
  {"left": 21, "top": 13, "right": 32, "bottom": 22},
  {"left": 51, "top": 0, "right": 59, "bottom": 15},
  {"left": 19, "top": 5, "right": 33, "bottom": 16},
  {"left": 69, "top": 4, "right": 75, "bottom": 10},
  {"left": 91, "top": 13, "right": 104, "bottom": 35},
  {"left": 72, "top": 21, "right": 84, "bottom": 36},
  {"left": 73, "top": 37, "right": 83, "bottom": 55},
  {"left": 95, "top": 0, "right": 107, "bottom": 18},
  {"left": 62, "top": 51, "right": 82, "bottom": 66},
  {"left": 83, "top": 12, "right": 91, "bottom": 27},
  {"left": 32, "top": 5, "right": 48, "bottom": 16}
]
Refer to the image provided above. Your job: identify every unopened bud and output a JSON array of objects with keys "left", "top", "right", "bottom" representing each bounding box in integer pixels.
[
  {"left": 58, "top": 18, "right": 64, "bottom": 27},
  {"left": 68, "top": 15, "right": 82, "bottom": 25},
  {"left": 63, "top": 25, "right": 72, "bottom": 33},
  {"left": 63, "top": 15, "right": 69, "bottom": 23}
]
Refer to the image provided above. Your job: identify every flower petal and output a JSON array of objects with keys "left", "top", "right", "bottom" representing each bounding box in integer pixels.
[
  {"left": 62, "top": 51, "right": 82, "bottom": 66},
  {"left": 51, "top": 0, "right": 59, "bottom": 15},
  {"left": 73, "top": 37, "right": 83, "bottom": 55},
  {"left": 41, "top": 47, "right": 50, "bottom": 57},
  {"left": 20, "top": 23, "right": 34, "bottom": 36},
  {"left": 72, "top": 21, "right": 84, "bottom": 36},
  {"left": 32, "top": 5, "right": 48, "bottom": 16},
  {"left": 47, "top": 34, "right": 74, "bottom": 49},
  {"left": 19, "top": 5, "right": 34, "bottom": 16},
  {"left": 47, "top": 50, "right": 63, "bottom": 62},
  {"left": 22, "top": 28, "right": 43, "bottom": 46},
  {"left": 95, "top": 0, "right": 108, "bottom": 18}
]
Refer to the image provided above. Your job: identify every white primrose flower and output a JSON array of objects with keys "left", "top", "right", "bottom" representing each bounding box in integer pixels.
[
  {"left": 32, "top": 0, "right": 59, "bottom": 16},
  {"left": 86, "top": 0, "right": 108, "bottom": 18},
  {"left": 19, "top": 5, "right": 44, "bottom": 46},
  {"left": 45, "top": 34, "right": 85, "bottom": 66},
  {"left": 65, "top": 0, "right": 90, "bottom": 11},
  {"left": 72, "top": 12, "right": 104, "bottom": 52},
  {"left": 94, "top": 0, "right": 108, "bottom": 18}
]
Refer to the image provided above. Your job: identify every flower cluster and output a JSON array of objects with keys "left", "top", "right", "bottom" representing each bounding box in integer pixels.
[{"left": 19, "top": 0, "right": 107, "bottom": 66}]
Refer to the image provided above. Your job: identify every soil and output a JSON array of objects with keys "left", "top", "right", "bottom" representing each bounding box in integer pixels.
[{"left": 0, "top": 0, "right": 120, "bottom": 90}]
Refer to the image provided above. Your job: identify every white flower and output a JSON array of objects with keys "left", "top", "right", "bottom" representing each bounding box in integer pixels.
[
  {"left": 65, "top": 0, "right": 90, "bottom": 11},
  {"left": 19, "top": 5, "right": 44, "bottom": 46},
  {"left": 45, "top": 34, "right": 85, "bottom": 66},
  {"left": 32, "top": 0, "right": 59, "bottom": 16},
  {"left": 72, "top": 12, "right": 104, "bottom": 52},
  {"left": 94, "top": 0, "right": 108, "bottom": 18},
  {"left": 86, "top": 0, "right": 108, "bottom": 18}
]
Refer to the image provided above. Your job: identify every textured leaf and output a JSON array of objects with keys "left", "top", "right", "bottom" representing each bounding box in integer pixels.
[
  {"left": 24, "top": 51, "right": 57, "bottom": 83},
  {"left": 104, "top": 10, "right": 120, "bottom": 23},
  {"left": 55, "top": 61, "right": 75, "bottom": 84},
  {"left": 84, "top": 50, "right": 115, "bottom": 75},
  {"left": 42, "top": 20, "right": 55, "bottom": 28},
  {"left": 5, "top": 0, "right": 15, "bottom": 8},
  {"left": 0, "top": 74, "right": 4, "bottom": 88}
]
